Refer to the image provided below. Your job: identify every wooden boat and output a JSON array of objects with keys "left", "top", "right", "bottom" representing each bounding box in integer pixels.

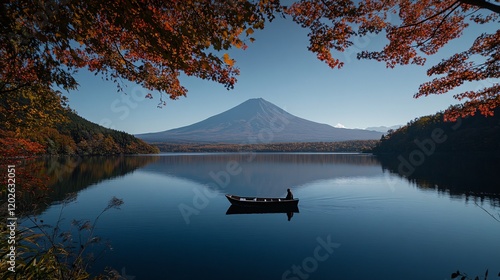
[{"left": 225, "top": 194, "right": 299, "bottom": 208}]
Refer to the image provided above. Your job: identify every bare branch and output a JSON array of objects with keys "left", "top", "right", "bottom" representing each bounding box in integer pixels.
[{"left": 460, "top": 0, "right": 500, "bottom": 14}]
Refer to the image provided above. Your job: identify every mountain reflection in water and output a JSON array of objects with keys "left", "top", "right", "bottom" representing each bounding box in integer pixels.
[
  {"left": 30, "top": 153, "right": 500, "bottom": 213},
  {"left": 140, "top": 153, "right": 382, "bottom": 197}
]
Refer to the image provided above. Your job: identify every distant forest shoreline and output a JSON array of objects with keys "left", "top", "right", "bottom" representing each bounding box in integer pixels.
[{"left": 152, "top": 140, "right": 378, "bottom": 153}]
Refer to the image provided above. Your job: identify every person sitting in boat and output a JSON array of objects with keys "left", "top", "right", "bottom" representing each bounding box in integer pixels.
[{"left": 285, "top": 188, "right": 294, "bottom": 200}]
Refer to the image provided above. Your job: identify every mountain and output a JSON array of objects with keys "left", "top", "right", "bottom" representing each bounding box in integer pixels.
[
  {"left": 365, "top": 125, "right": 402, "bottom": 133},
  {"left": 136, "top": 98, "right": 383, "bottom": 143}
]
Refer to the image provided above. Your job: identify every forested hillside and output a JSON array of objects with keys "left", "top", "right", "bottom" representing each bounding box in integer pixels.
[
  {"left": 0, "top": 87, "right": 158, "bottom": 156},
  {"left": 371, "top": 109, "right": 500, "bottom": 155},
  {"left": 48, "top": 112, "right": 160, "bottom": 155}
]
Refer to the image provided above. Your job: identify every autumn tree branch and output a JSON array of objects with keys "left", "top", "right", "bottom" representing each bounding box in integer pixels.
[
  {"left": 413, "top": 3, "right": 462, "bottom": 48},
  {"left": 460, "top": 0, "right": 500, "bottom": 14},
  {"left": 399, "top": 0, "right": 461, "bottom": 29}
]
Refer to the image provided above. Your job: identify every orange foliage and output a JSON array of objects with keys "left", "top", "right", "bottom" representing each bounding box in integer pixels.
[
  {"left": 286, "top": 0, "right": 500, "bottom": 120},
  {"left": 0, "top": 131, "right": 49, "bottom": 211},
  {"left": 0, "top": 131, "right": 45, "bottom": 158},
  {"left": 0, "top": 0, "right": 280, "bottom": 101},
  {"left": 2, "top": 0, "right": 499, "bottom": 118}
]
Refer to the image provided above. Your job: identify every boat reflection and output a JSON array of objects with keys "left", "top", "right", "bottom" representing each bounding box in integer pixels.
[{"left": 225, "top": 205, "right": 299, "bottom": 221}]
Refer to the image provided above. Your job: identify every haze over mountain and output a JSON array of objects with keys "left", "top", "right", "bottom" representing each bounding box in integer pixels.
[
  {"left": 136, "top": 98, "right": 383, "bottom": 143},
  {"left": 365, "top": 125, "right": 402, "bottom": 133}
]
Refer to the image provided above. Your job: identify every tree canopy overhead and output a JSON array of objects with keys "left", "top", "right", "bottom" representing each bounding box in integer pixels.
[
  {"left": 286, "top": 0, "right": 500, "bottom": 120},
  {"left": 1, "top": 0, "right": 499, "bottom": 119},
  {"left": 1, "top": 0, "right": 280, "bottom": 101}
]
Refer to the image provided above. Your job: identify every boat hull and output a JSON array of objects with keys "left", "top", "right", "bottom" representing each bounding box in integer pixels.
[{"left": 225, "top": 194, "right": 299, "bottom": 208}]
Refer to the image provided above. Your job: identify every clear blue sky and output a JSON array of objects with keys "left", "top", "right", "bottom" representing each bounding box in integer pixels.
[{"left": 64, "top": 15, "right": 488, "bottom": 135}]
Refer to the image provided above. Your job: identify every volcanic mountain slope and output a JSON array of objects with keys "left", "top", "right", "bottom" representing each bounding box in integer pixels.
[{"left": 136, "top": 98, "right": 383, "bottom": 143}]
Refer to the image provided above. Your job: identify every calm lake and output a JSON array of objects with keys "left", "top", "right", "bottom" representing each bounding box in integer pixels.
[{"left": 24, "top": 153, "right": 500, "bottom": 279}]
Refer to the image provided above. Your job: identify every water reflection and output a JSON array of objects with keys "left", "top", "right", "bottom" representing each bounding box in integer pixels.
[
  {"left": 147, "top": 151, "right": 499, "bottom": 213},
  {"left": 225, "top": 205, "right": 300, "bottom": 221},
  {"left": 29, "top": 153, "right": 500, "bottom": 213},
  {"left": 142, "top": 153, "right": 382, "bottom": 197},
  {"left": 377, "top": 154, "right": 500, "bottom": 207},
  {"left": 22, "top": 153, "right": 500, "bottom": 280},
  {"left": 24, "top": 155, "right": 158, "bottom": 215}
]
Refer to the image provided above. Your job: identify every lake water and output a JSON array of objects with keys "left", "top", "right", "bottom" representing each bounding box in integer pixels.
[{"left": 23, "top": 153, "right": 500, "bottom": 279}]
